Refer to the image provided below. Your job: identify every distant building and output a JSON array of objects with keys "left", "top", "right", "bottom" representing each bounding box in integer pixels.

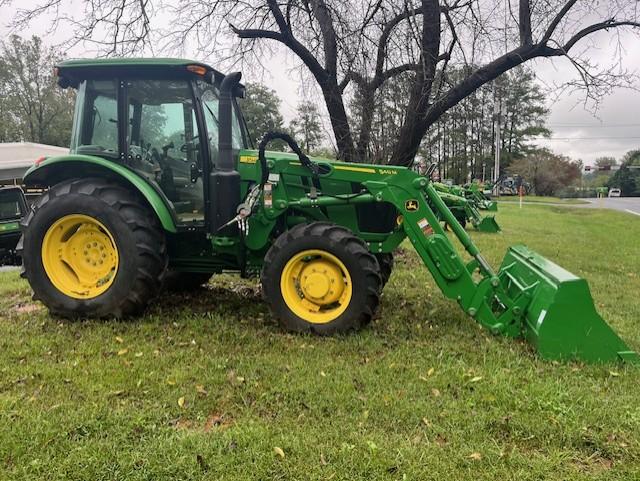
[{"left": 0, "top": 142, "right": 68, "bottom": 185}]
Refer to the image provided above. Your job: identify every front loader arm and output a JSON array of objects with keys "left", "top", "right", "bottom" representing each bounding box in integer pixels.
[
  {"left": 362, "top": 178, "right": 526, "bottom": 337},
  {"left": 368, "top": 175, "right": 636, "bottom": 363}
]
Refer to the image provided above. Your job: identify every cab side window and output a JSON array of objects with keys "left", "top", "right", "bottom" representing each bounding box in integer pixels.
[{"left": 71, "top": 80, "right": 119, "bottom": 157}]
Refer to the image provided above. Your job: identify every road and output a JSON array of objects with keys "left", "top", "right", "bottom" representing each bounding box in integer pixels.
[{"left": 578, "top": 197, "right": 640, "bottom": 216}]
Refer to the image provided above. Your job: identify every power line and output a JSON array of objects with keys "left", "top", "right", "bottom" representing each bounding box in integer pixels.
[
  {"left": 547, "top": 123, "right": 640, "bottom": 129},
  {"left": 531, "top": 136, "right": 640, "bottom": 141}
]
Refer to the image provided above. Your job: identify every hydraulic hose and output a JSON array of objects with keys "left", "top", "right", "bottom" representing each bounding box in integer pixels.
[{"left": 257, "top": 131, "right": 319, "bottom": 185}]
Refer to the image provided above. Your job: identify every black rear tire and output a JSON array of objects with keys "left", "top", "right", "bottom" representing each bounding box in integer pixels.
[
  {"left": 261, "top": 222, "right": 381, "bottom": 335},
  {"left": 20, "top": 178, "right": 167, "bottom": 318}
]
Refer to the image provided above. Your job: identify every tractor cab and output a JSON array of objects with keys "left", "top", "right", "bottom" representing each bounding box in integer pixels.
[{"left": 57, "top": 58, "right": 248, "bottom": 226}]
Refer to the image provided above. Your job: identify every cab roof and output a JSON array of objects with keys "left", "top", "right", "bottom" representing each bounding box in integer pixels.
[{"left": 56, "top": 58, "right": 228, "bottom": 85}]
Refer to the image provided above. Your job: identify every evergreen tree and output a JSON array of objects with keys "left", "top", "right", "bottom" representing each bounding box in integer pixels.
[
  {"left": 290, "top": 102, "right": 323, "bottom": 152},
  {"left": 240, "top": 83, "right": 285, "bottom": 148},
  {"left": 608, "top": 150, "right": 640, "bottom": 196}
]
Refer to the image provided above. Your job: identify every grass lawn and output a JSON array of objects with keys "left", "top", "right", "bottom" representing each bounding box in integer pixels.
[
  {"left": 1, "top": 204, "right": 639, "bottom": 480},
  {"left": 497, "top": 195, "right": 589, "bottom": 204}
]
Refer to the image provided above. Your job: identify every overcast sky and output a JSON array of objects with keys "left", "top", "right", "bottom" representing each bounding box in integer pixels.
[{"left": 2, "top": 2, "right": 640, "bottom": 166}]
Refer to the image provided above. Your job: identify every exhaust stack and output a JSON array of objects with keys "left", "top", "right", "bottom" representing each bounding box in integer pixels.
[{"left": 210, "top": 72, "right": 242, "bottom": 234}]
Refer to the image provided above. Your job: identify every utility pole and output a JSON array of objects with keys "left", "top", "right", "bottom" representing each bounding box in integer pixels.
[{"left": 493, "top": 94, "right": 502, "bottom": 195}]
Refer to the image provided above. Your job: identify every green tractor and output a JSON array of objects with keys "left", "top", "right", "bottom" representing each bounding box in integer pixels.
[
  {"left": 432, "top": 182, "right": 500, "bottom": 233},
  {"left": 18, "top": 58, "right": 637, "bottom": 363},
  {"left": 464, "top": 182, "right": 498, "bottom": 211},
  {"left": 0, "top": 186, "right": 28, "bottom": 266}
]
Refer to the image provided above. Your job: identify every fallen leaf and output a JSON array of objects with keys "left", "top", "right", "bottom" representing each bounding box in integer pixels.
[
  {"left": 166, "top": 379, "right": 176, "bottom": 386},
  {"left": 422, "top": 417, "right": 432, "bottom": 427},
  {"left": 196, "top": 384, "right": 208, "bottom": 395},
  {"left": 117, "top": 348, "right": 128, "bottom": 356},
  {"left": 469, "top": 376, "right": 483, "bottom": 383},
  {"left": 427, "top": 367, "right": 435, "bottom": 376},
  {"left": 609, "top": 371, "right": 620, "bottom": 377},
  {"left": 431, "top": 388, "right": 441, "bottom": 397},
  {"left": 274, "top": 446, "right": 285, "bottom": 458},
  {"left": 115, "top": 336, "right": 124, "bottom": 343},
  {"left": 320, "top": 371, "right": 326, "bottom": 377},
  {"left": 468, "top": 452, "right": 482, "bottom": 461},
  {"left": 178, "top": 396, "right": 186, "bottom": 408},
  {"left": 227, "top": 370, "right": 245, "bottom": 386},
  {"left": 134, "top": 352, "right": 143, "bottom": 358}
]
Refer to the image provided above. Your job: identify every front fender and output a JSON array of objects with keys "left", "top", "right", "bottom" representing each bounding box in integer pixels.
[{"left": 24, "top": 154, "right": 177, "bottom": 233}]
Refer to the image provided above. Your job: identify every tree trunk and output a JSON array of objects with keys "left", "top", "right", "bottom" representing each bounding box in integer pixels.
[
  {"left": 355, "top": 86, "right": 376, "bottom": 162},
  {"left": 320, "top": 82, "right": 355, "bottom": 161}
]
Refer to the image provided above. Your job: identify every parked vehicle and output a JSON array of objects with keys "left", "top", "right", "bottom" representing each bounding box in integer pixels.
[
  {"left": 0, "top": 186, "right": 28, "bottom": 266},
  {"left": 608, "top": 188, "right": 621, "bottom": 197}
]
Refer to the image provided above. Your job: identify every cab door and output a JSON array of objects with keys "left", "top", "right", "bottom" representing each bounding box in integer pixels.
[{"left": 126, "top": 79, "right": 206, "bottom": 225}]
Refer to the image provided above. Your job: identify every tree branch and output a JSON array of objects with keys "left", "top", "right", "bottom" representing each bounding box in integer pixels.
[
  {"left": 518, "top": 0, "right": 532, "bottom": 46},
  {"left": 541, "top": 0, "right": 579, "bottom": 44},
  {"left": 562, "top": 19, "right": 640, "bottom": 52},
  {"left": 230, "top": 24, "right": 283, "bottom": 42},
  {"left": 308, "top": 0, "right": 338, "bottom": 76},
  {"left": 374, "top": 7, "right": 423, "bottom": 80}
]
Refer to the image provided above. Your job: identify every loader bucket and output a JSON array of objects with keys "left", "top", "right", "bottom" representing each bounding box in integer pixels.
[
  {"left": 476, "top": 215, "right": 501, "bottom": 233},
  {"left": 485, "top": 200, "right": 498, "bottom": 211},
  {"left": 499, "top": 245, "right": 638, "bottom": 363}
]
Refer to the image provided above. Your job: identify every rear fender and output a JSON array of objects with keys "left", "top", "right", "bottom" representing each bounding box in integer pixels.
[{"left": 23, "top": 154, "right": 177, "bottom": 233}]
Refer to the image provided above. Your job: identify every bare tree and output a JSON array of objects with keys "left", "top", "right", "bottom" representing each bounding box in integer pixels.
[{"left": 4, "top": 0, "right": 639, "bottom": 166}]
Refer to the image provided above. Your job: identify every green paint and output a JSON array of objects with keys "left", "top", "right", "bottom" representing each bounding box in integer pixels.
[
  {"left": 24, "top": 155, "right": 177, "bottom": 233},
  {"left": 433, "top": 182, "right": 500, "bottom": 231},
  {"left": 501, "top": 245, "right": 639, "bottom": 363}
]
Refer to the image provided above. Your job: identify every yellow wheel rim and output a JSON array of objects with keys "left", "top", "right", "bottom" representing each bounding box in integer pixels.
[
  {"left": 42, "top": 214, "right": 119, "bottom": 299},
  {"left": 280, "top": 249, "right": 353, "bottom": 324}
]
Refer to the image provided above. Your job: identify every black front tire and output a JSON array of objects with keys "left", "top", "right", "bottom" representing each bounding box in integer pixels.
[
  {"left": 261, "top": 222, "right": 381, "bottom": 335},
  {"left": 21, "top": 178, "right": 168, "bottom": 318},
  {"left": 375, "top": 253, "right": 394, "bottom": 287}
]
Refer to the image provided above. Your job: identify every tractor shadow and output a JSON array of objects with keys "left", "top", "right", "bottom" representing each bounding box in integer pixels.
[{"left": 153, "top": 278, "right": 272, "bottom": 323}]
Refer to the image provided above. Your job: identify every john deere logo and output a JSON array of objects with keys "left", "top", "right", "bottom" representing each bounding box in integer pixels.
[{"left": 405, "top": 200, "right": 419, "bottom": 212}]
